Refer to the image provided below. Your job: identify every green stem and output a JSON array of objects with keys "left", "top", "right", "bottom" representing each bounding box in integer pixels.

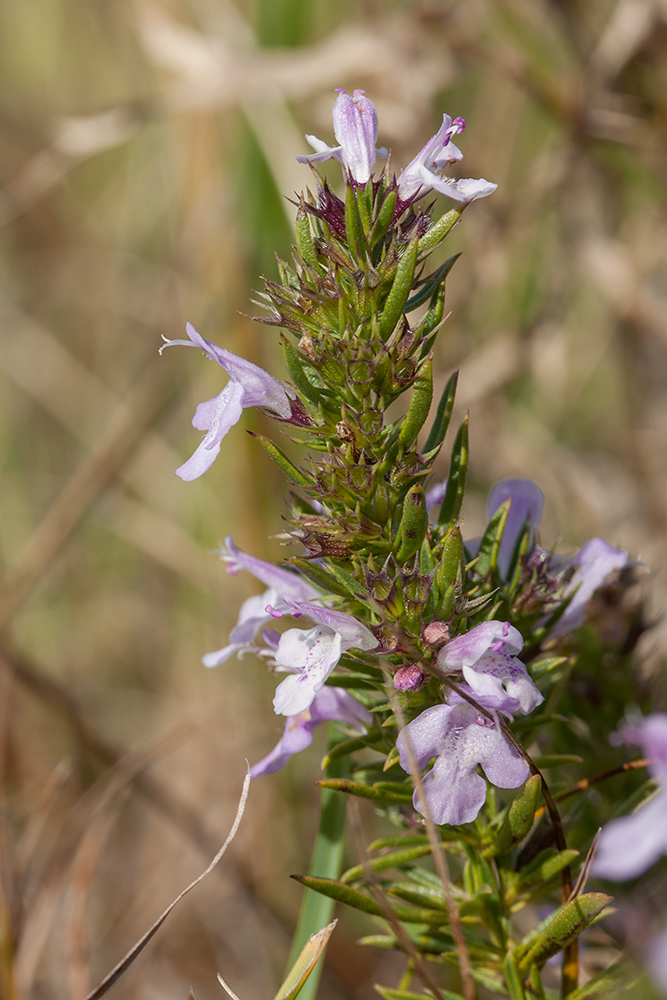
[{"left": 285, "top": 727, "right": 350, "bottom": 1000}]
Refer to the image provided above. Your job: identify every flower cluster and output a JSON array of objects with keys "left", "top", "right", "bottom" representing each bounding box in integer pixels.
[{"left": 165, "top": 87, "right": 648, "bottom": 997}]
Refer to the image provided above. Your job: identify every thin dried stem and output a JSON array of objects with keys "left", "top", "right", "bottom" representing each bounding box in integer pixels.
[
  {"left": 83, "top": 769, "right": 251, "bottom": 1000},
  {"left": 387, "top": 677, "right": 477, "bottom": 1000}
]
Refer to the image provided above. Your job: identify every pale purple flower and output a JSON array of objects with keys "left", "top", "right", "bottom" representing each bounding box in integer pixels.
[
  {"left": 397, "top": 694, "right": 530, "bottom": 826},
  {"left": 551, "top": 537, "right": 628, "bottom": 637},
  {"left": 397, "top": 113, "right": 497, "bottom": 204},
  {"left": 272, "top": 601, "right": 377, "bottom": 716},
  {"left": 487, "top": 478, "right": 545, "bottom": 578},
  {"left": 296, "top": 88, "right": 386, "bottom": 184},
  {"left": 203, "top": 538, "right": 318, "bottom": 668},
  {"left": 171, "top": 323, "right": 295, "bottom": 481},
  {"left": 250, "top": 687, "right": 372, "bottom": 777},
  {"left": 438, "top": 620, "right": 543, "bottom": 716},
  {"left": 592, "top": 713, "right": 667, "bottom": 881}
]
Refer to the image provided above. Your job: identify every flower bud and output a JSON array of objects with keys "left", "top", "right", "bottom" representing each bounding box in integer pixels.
[{"left": 394, "top": 665, "right": 426, "bottom": 692}]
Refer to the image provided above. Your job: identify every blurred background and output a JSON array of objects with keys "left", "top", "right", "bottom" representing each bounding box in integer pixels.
[{"left": 1, "top": 0, "right": 666, "bottom": 996}]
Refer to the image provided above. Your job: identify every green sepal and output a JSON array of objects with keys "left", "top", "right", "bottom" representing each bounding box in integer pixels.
[
  {"left": 295, "top": 204, "right": 319, "bottom": 269},
  {"left": 472, "top": 499, "right": 510, "bottom": 578},
  {"left": 320, "top": 729, "right": 384, "bottom": 769},
  {"left": 286, "top": 557, "right": 363, "bottom": 600},
  {"left": 249, "top": 433, "right": 314, "bottom": 488},
  {"left": 515, "top": 893, "right": 613, "bottom": 973},
  {"left": 291, "top": 876, "right": 449, "bottom": 925},
  {"left": 281, "top": 339, "right": 329, "bottom": 408},
  {"left": 436, "top": 583, "right": 456, "bottom": 620},
  {"left": 423, "top": 370, "right": 458, "bottom": 456},
  {"left": 484, "top": 775, "right": 541, "bottom": 857},
  {"left": 435, "top": 526, "right": 463, "bottom": 594},
  {"left": 398, "top": 359, "right": 433, "bottom": 449},
  {"left": 340, "top": 843, "right": 434, "bottom": 884},
  {"left": 394, "top": 484, "right": 429, "bottom": 564},
  {"left": 272, "top": 920, "right": 336, "bottom": 1000},
  {"left": 417, "top": 205, "right": 465, "bottom": 256},
  {"left": 405, "top": 253, "right": 460, "bottom": 311},
  {"left": 319, "top": 356, "right": 348, "bottom": 390},
  {"left": 378, "top": 237, "right": 419, "bottom": 341},
  {"left": 328, "top": 559, "right": 373, "bottom": 601},
  {"left": 418, "top": 537, "right": 435, "bottom": 575},
  {"left": 565, "top": 959, "right": 644, "bottom": 999},
  {"left": 345, "top": 183, "right": 368, "bottom": 258},
  {"left": 369, "top": 189, "right": 397, "bottom": 249},
  {"left": 316, "top": 778, "right": 412, "bottom": 804},
  {"left": 437, "top": 414, "right": 469, "bottom": 525}
]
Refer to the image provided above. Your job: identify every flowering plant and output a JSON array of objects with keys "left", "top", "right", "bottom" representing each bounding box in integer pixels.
[{"left": 166, "top": 88, "right": 656, "bottom": 1000}]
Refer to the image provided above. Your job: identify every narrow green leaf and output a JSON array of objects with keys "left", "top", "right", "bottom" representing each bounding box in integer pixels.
[
  {"left": 291, "top": 876, "right": 443, "bottom": 924},
  {"left": 285, "top": 734, "right": 349, "bottom": 1000},
  {"left": 376, "top": 988, "right": 466, "bottom": 1000},
  {"left": 341, "top": 844, "right": 434, "bottom": 884},
  {"left": 531, "top": 755, "right": 584, "bottom": 769},
  {"left": 528, "top": 655, "right": 569, "bottom": 679},
  {"left": 405, "top": 254, "right": 461, "bottom": 311},
  {"left": 286, "top": 557, "right": 359, "bottom": 600},
  {"left": 511, "top": 848, "right": 580, "bottom": 895},
  {"left": 378, "top": 237, "right": 419, "bottom": 340},
  {"left": 321, "top": 729, "right": 384, "bottom": 769},
  {"left": 250, "top": 433, "right": 314, "bottom": 488},
  {"left": 317, "top": 778, "right": 412, "bottom": 804},
  {"left": 472, "top": 499, "right": 510, "bottom": 578},
  {"left": 423, "top": 370, "right": 458, "bottom": 456},
  {"left": 566, "top": 959, "right": 644, "bottom": 999},
  {"left": 516, "top": 893, "right": 613, "bottom": 972},
  {"left": 438, "top": 414, "right": 469, "bottom": 525},
  {"left": 503, "top": 951, "right": 526, "bottom": 1000},
  {"left": 345, "top": 183, "right": 368, "bottom": 258}
]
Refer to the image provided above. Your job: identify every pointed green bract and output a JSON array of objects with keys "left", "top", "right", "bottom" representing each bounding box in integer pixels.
[
  {"left": 399, "top": 359, "right": 433, "bottom": 449},
  {"left": 394, "top": 484, "right": 429, "bottom": 564},
  {"left": 423, "top": 369, "right": 458, "bottom": 456},
  {"left": 438, "top": 414, "right": 469, "bottom": 525}
]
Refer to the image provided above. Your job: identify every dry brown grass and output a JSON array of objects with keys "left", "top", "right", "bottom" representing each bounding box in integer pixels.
[{"left": 1, "top": 0, "right": 666, "bottom": 996}]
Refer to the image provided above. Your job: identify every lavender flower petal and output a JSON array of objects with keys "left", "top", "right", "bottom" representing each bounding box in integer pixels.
[
  {"left": 552, "top": 537, "right": 628, "bottom": 636},
  {"left": 272, "top": 607, "right": 376, "bottom": 716},
  {"left": 251, "top": 687, "right": 372, "bottom": 777},
  {"left": 592, "top": 791, "right": 667, "bottom": 881},
  {"left": 176, "top": 323, "right": 294, "bottom": 481},
  {"left": 487, "top": 478, "right": 545, "bottom": 578},
  {"left": 296, "top": 88, "right": 386, "bottom": 184},
  {"left": 439, "top": 621, "right": 524, "bottom": 669},
  {"left": 397, "top": 701, "right": 529, "bottom": 826}
]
